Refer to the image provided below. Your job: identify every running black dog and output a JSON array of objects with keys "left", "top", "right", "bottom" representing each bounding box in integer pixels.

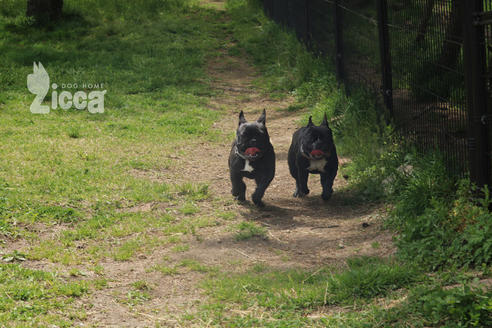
[
  {"left": 288, "top": 114, "right": 338, "bottom": 200},
  {"left": 228, "top": 110, "right": 275, "bottom": 207}
]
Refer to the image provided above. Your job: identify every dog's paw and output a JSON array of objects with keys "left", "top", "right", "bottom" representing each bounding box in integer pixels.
[
  {"left": 234, "top": 194, "right": 246, "bottom": 202},
  {"left": 253, "top": 200, "right": 265, "bottom": 208},
  {"left": 252, "top": 195, "right": 265, "bottom": 207},
  {"left": 293, "top": 188, "right": 309, "bottom": 198},
  {"left": 321, "top": 190, "right": 333, "bottom": 201}
]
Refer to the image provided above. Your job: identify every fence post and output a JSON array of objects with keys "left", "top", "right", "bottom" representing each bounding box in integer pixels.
[
  {"left": 334, "top": 0, "right": 344, "bottom": 84},
  {"left": 376, "top": 0, "right": 393, "bottom": 118},
  {"left": 463, "top": 0, "right": 491, "bottom": 188}
]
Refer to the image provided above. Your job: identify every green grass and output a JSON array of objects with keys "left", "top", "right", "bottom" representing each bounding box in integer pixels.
[
  {"left": 124, "top": 280, "right": 152, "bottom": 306},
  {"left": 152, "top": 258, "right": 217, "bottom": 276},
  {"left": 2, "top": 0, "right": 491, "bottom": 326},
  {"left": 0, "top": 4, "right": 222, "bottom": 207},
  {"left": 0, "top": 1, "right": 233, "bottom": 325},
  {"left": 234, "top": 221, "right": 267, "bottom": 241},
  {"left": 193, "top": 256, "right": 492, "bottom": 327},
  {"left": 0, "top": 0, "right": 227, "bottom": 253},
  {"left": 194, "top": 257, "right": 422, "bottom": 326},
  {"left": 0, "top": 263, "right": 89, "bottom": 327},
  {"left": 226, "top": 0, "right": 330, "bottom": 96}
]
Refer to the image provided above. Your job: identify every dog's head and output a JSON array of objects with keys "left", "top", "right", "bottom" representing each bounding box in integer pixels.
[
  {"left": 235, "top": 109, "right": 270, "bottom": 161},
  {"left": 300, "top": 114, "right": 335, "bottom": 160}
]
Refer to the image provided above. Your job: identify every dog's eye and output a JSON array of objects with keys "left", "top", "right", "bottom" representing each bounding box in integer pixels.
[{"left": 251, "top": 138, "right": 256, "bottom": 143}]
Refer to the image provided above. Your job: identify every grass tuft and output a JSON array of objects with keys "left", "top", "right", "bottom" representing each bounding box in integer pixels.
[{"left": 234, "top": 221, "right": 267, "bottom": 241}]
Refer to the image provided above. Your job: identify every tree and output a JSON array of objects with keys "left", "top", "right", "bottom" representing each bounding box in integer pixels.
[{"left": 26, "top": 0, "right": 63, "bottom": 23}]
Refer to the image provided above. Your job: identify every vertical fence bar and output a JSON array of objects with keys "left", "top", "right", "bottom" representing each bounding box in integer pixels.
[
  {"left": 272, "top": 0, "right": 278, "bottom": 22},
  {"left": 463, "top": 0, "right": 491, "bottom": 188},
  {"left": 376, "top": 0, "right": 393, "bottom": 118},
  {"left": 283, "top": 0, "right": 289, "bottom": 27},
  {"left": 334, "top": 0, "right": 344, "bottom": 84},
  {"left": 278, "top": 0, "right": 285, "bottom": 26},
  {"left": 304, "top": 0, "right": 311, "bottom": 45},
  {"left": 266, "top": 0, "right": 273, "bottom": 18}
]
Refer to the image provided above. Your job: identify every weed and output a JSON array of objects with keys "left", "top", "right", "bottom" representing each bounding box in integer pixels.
[
  {"left": 407, "top": 284, "right": 492, "bottom": 327},
  {"left": 152, "top": 258, "right": 216, "bottom": 276},
  {"left": 371, "top": 241, "right": 380, "bottom": 249},
  {"left": 92, "top": 278, "right": 108, "bottom": 290},
  {"left": 388, "top": 163, "right": 492, "bottom": 269},
  {"left": 67, "top": 126, "right": 81, "bottom": 139},
  {"left": 113, "top": 239, "right": 141, "bottom": 261},
  {"left": 179, "top": 259, "right": 216, "bottom": 273},
  {"left": 179, "top": 202, "right": 200, "bottom": 216},
  {"left": 215, "top": 210, "right": 236, "bottom": 221},
  {"left": 153, "top": 264, "right": 179, "bottom": 276},
  {"left": 234, "top": 221, "right": 267, "bottom": 241},
  {"left": 126, "top": 289, "right": 151, "bottom": 306},
  {"left": 132, "top": 280, "right": 151, "bottom": 291},
  {"left": 1, "top": 250, "right": 27, "bottom": 262},
  {"left": 172, "top": 244, "right": 190, "bottom": 252},
  {"left": 175, "top": 183, "right": 210, "bottom": 201}
]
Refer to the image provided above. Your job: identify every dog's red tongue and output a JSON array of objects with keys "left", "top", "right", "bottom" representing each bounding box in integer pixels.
[
  {"left": 245, "top": 147, "right": 261, "bottom": 156},
  {"left": 311, "top": 149, "right": 324, "bottom": 157}
]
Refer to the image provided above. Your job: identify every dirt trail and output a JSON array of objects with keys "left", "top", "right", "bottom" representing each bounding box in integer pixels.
[
  {"left": 82, "top": 50, "right": 395, "bottom": 328},
  {"left": 174, "top": 47, "right": 395, "bottom": 265},
  {"left": 82, "top": 7, "right": 395, "bottom": 327}
]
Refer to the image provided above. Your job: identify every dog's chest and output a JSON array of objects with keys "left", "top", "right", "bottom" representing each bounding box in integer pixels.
[
  {"left": 308, "top": 158, "right": 327, "bottom": 172},
  {"left": 242, "top": 159, "right": 254, "bottom": 172}
]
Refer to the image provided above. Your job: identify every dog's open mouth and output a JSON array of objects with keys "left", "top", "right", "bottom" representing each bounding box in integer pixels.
[
  {"left": 244, "top": 147, "right": 261, "bottom": 159},
  {"left": 310, "top": 149, "right": 325, "bottom": 159}
]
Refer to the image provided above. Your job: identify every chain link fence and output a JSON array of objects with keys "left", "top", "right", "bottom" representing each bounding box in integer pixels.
[{"left": 262, "top": 0, "right": 492, "bottom": 187}]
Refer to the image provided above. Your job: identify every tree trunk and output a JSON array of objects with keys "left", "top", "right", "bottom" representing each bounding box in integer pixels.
[{"left": 26, "top": 0, "right": 63, "bottom": 22}]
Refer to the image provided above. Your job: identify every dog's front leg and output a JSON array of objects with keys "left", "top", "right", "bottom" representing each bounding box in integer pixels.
[
  {"left": 230, "top": 173, "right": 246, "bottom": 201},
  {"left": 252, "top": 176, "right": 272, "bottom": 207},
  {"left": 320, "top": 166, "right": 337, "bottom": 201},
  {"left": 294, "top": 166, "right": 309, "bottom": 198}
]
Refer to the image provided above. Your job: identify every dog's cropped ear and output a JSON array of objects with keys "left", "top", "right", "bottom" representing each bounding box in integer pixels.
[
  {"left": 321, "top": 113, "right": 329, "bottom": 127},
  {"left": 239, "top": 110, "right": 247, "bottom": 125},
  {"left": 257, "top": 109, "right": 266, "bottom": 125},
  {"left": 307, "top": 116, "right": 314, "bottom": 127}
]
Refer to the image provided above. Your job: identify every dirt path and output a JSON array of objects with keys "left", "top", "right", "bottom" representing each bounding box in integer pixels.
[
  {"left": 82, "top": 52, "right": 394, "bottom": 328},
  {"left": 175, "top": 46, "right": 395, "bottom": 268},
  {"left": 80, "top": 7, "right": 395, "bottom": 327}
]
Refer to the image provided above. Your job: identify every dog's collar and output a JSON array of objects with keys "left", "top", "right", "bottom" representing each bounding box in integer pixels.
[
  {"left": 300, "top": 145, "right": 312, "bottom": 160},
  {"left": 234, "top": 145, "right": 248, "bottom": 160}
]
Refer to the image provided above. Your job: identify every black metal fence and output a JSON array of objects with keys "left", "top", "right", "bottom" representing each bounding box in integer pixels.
[{"left": 262, "top": 0, "right": 492, "bottom": 188}]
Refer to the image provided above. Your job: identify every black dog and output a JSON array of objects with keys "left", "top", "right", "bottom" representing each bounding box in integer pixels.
[
  {"left": 288, "top": 114, "right": 338, "bottom": 200},
  {"left": 229, "top": 110, "right": 275, "bottom": 207}
]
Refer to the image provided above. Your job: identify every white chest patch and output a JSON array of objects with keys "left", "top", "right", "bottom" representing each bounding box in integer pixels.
[
  {"left": 242, "top": 160, "right": 254, "bottom": 172},
  {"left": 308, "top": 158, "right": 327, "bottom": 172}
]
